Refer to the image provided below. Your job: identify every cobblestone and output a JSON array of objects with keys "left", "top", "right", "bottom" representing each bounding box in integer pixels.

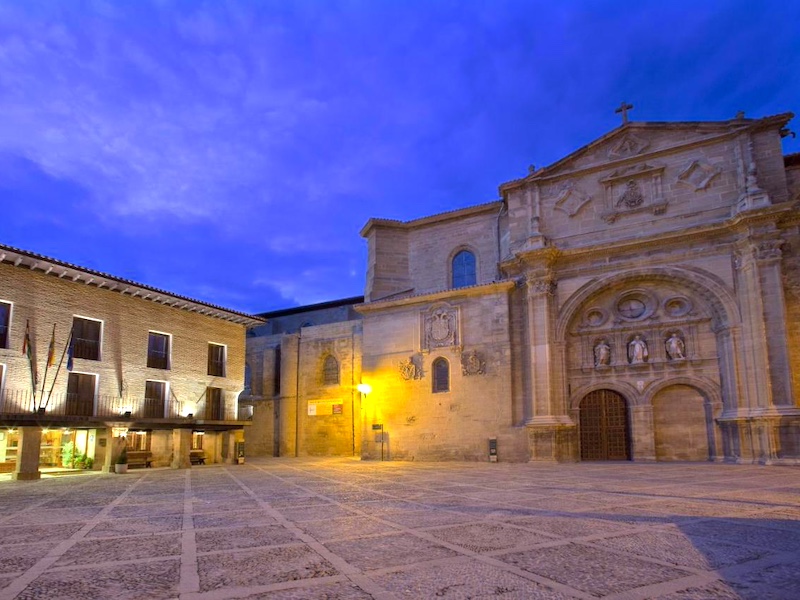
[{"left": 0, "top": 458, "right": 797, "bottom": 599}]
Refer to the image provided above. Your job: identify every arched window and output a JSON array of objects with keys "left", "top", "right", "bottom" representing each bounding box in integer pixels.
[
  {"left": 322, "top": 355, "right": 339, "bottom": 385},
  {"left": 432, "top": 357, "right": 450, "bottom": 393},
  {"left": 452, "top": 250, "right": 476, "bottom": 288}
]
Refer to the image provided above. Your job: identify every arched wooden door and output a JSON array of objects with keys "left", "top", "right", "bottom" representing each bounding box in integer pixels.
[{"left": 580, "top": 390, "right": 631, "bottom": 461}]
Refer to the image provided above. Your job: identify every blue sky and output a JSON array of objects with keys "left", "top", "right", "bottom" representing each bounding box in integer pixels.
[{"left": 1, "top": 0, "right": 798, "bottom": 314}]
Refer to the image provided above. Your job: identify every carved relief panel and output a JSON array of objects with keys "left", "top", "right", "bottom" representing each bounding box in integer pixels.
[
  {"left": 422, "top": 304, "right": 459, "bottom": 352},
  {"left": 599, "top": 163, "right": 667, "bottom": 223}
]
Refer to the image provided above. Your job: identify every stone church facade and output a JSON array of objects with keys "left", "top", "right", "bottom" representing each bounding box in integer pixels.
[{"left": 245, "top": 112, "right": 800, "bottom": 464}]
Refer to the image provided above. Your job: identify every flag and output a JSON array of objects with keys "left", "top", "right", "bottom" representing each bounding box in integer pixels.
[
  {"left": 47, "top": 324, "right": 56, "bottom": 367},
  {"left": 66, "top": 330, "right": 75, "bottom": 371},
  {"left": 22, "top": 319, "right": 32, "bottom": 359}
]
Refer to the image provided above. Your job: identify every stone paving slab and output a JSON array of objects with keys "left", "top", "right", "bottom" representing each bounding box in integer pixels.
[{"left": 0, "top": 458, "right": 798, "bottom": 599}]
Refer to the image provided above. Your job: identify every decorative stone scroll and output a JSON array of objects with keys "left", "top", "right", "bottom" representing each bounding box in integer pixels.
[
  {"left": 607, "top": 133, "right": 649, "bottom": 159},
  {"left": 399, "top": 355, "right": 423, "bottom": 380},
  {"left": 552, "top": 181, "right": 593, "bottom": 217},
  {"left": 461, "top": 350, "right": 486, "bottom": 376},
  {"left": 529, "top": 278, "right": 557, "bottom": 296},
  {"left": 677, "top": 159, "right": 721, "bottom": 191},
  {"left": 754, "top": 239, "right": 783, "bottom": 261},
  {"left": 599, "top": 163, "right": 667, "bottom": 223}
]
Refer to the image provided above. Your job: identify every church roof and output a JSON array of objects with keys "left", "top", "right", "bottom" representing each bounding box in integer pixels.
[
  {"left": 499, "top": 112, "right": 795, "bottom": 194},
  {"left": 360, "top": 200, "right": 503, "bottom": 237}
]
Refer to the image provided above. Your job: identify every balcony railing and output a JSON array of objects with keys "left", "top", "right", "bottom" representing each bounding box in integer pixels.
[{"left": 0, "top": 388, "right": 245, "bottom": 421}]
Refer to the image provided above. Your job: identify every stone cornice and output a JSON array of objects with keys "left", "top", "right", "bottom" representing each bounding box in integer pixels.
[
  {"left": 360, "top": 201, "right": 503, "bottom": 238},
  {"left": 355, "top": 280, "right": 515, "bottom": 313},
  {"left": 503, "top": 203, "right": 795, "bottom": 270}
]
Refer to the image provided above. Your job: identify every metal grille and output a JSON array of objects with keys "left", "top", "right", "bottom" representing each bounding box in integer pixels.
[{"left": 579, "top": 389, "right": 630, "bottom": 461}]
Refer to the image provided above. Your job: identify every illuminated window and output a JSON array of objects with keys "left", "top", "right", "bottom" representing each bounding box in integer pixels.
[
  {"left": 322, "top": 355, "right": 339, "bottom": 385},
  {"left": 144, "top": 381, "right": 166, "bottom": 418},
  {"left": 0, "top": 301, "right": 10, "bottom": 348},
  {"left": 147, "top": 332, "right": 170, "bottom": 369},
  {"left": 432, "top": 357, "right": 450, "bottom": 393},
  {"left": 127, "top": 431, "right": 150, "bottom": 451},
  {"left": 452, "top": 250, "right": 476, "bottom": 288},
  {"left": 72, "top": 317, "right": 102, "bottom": 360},
  {"left": 192, "top": 432, "right": 204, "bottom": 450},
  {"left": 208, "top": 343, "right": 226, "bottom": 377}
]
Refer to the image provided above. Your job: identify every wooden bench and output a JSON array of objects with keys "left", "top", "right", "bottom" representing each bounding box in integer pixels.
[
  {"left": 189, "top": 450, "right": 206, "bottom": 465},
  {"left": 127, "top": 450, "right": 153, "bottom": 468}
]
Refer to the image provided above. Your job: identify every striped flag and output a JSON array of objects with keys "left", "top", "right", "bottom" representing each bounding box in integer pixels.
[
  {"left": 22, "top": 319, "right": 32, "bottom": 359},
  {"left": 66, "top": 330, "right": 75, "bottom": 372},
  {"left": 47, "top": 324, "right": 57, "bottom": 367}
]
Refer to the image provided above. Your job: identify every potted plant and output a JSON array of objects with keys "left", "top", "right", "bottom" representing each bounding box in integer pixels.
[{"left": 115, "top": 447, "right": 128, "bottom": 474}]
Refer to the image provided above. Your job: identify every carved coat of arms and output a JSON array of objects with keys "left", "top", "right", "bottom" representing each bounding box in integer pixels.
[{"left": 423, "top": 306, "right": 458, "bottom": 351}]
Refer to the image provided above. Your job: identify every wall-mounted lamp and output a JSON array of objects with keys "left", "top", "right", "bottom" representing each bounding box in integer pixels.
[
  {"left": 186, "top": 413, "right": 194, "bottom": 419},
  {"left": 123, "top": 411, "right": 132, "bottom": 418},
  {"left": 356, "top": 383, "right": 372, "bottom": 395}
]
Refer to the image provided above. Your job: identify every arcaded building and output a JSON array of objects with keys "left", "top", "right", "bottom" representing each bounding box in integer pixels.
[
  {"left": 246, "top": 111, "right": 800, "bottom": 465},
  {"left": 0, "top": 243, "right": 263, "bottom": 479}
]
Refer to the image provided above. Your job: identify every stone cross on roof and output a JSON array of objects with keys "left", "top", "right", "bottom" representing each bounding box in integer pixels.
[{"left": 615, "top": 101, "right": 634, "bottom": 124}]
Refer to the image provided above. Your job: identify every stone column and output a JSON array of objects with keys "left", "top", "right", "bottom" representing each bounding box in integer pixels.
[
  {"left": 103, "top": 435, "right": 127, "bottom": 473},
  {"left": 524, "top": 265, "right": 576, "bottom": 462},
  {"left": 224, "top": 432, "right": 236, "bottom": 464},
  {"left": 12, "top": 426, "right": 41, "bottom": 481},
  {"left": 171, "top": 429, "right": 192, "bottom": 469}
]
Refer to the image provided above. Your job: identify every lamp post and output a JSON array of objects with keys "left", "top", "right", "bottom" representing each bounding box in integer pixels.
[{"left": 356, "top": 383, "right": 376, "bottom": 459}]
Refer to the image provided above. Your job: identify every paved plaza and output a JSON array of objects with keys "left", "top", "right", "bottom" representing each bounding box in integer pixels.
[{"left": 0, "top": 459, "right": 798, "bottom": 600}]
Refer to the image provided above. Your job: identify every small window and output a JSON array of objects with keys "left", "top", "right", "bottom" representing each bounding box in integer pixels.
[
  {"left": 147, "top": 332, "right": 170, "bottom": 369},
  {"left": 452, "top": 250, "right": 476, "bottom": 289},
  {"left": 205, "top": 386, "right": 224, "bottom": 420},
  {"left": 72, "top": 317, "right": 102, "bottom": 360},
  {"left": 127, "top": 431, "right": 150, "bottom": 451},
  {"left": 208, "top": 343, "right": 226, "bottom": 377},
  {"left": 192, "top": 431, "right": 204, "bottom": 450},
  {"left": 0, "top": 301, "right": 10, "bottom": 348},
  {"left": 432, "top": 357, "right": 450, "bottom": 393},
  {"left": 66, "top": 372, "right": 96, "bottom": 416},
  {"left": 322, "top": 355, "right": 339, "bottom": 385}
]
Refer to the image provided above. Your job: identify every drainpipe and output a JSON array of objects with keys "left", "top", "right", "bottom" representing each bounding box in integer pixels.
[{"left": 295, "top": 327, "right": 301, "bottom": 457}]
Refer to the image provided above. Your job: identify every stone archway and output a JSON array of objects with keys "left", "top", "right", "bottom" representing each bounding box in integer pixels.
[
  {"left": 579, "top": 389, "right": 631, "bottom": 461},
  {"left": 652, "top": 384, "right": 711, "bottom": 461}
]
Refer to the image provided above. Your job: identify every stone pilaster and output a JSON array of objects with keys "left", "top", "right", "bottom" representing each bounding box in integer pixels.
[
  {"left": 171, "top": 429, "right": 192, "bottom": 469},
  {"left": 630, "top": 405, "right": 656, "bottom": 461},
  {"left": 12, "top": 426, "right": 41, "bottom": 481}
]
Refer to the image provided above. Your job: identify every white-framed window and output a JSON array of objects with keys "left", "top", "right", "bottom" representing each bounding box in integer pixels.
[
  {"left": 0, "top": 301, "right": 11, "bottom": 349},
  {"left": 72, "top": 316, "right": 103, "bottom": 361},
  {"left": 144, "top": 380, "right": 168, "bottom": 418},
  {"left": 66, "top": 372, "right": 97, "bottom": 416},
  {"left": 207, "top": 343, "right": 226, "bottom": 377},
  {"left": 147, "top": 331, "right": 171, "bottom": 370}
]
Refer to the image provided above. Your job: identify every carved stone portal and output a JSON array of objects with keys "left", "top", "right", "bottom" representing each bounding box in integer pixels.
[{"left": 423, "top": 306, "right": 459, "bottom": 351}]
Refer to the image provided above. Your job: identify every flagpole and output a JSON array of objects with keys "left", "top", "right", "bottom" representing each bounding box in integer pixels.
[
  {"left": 38, "top": 324, "right": 57, "bottom": 410},
  {"left": 43, "top": 328, "right": 73, "bottom": 412},
  {"left": 23, "top": 319, "right": 36, "bottom": 411}
]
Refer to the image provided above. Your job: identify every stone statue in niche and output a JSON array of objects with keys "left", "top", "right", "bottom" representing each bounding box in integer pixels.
[
  {"left": 628, "top": 335, "right": 649, "bottom": 364},
  {"left": 461, "top": 350, "right": 486, "bottom": 376},
  {"left": 665, "top": 332, "right": 686, "bottom": 360},
  {"left": 594, "top": 340, "right": 611, "bottom": 367}
]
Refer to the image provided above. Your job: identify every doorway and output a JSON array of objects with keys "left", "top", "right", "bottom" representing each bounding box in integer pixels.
[{"left": 579, "top": 389, "right": 630, "bottom": 461}]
